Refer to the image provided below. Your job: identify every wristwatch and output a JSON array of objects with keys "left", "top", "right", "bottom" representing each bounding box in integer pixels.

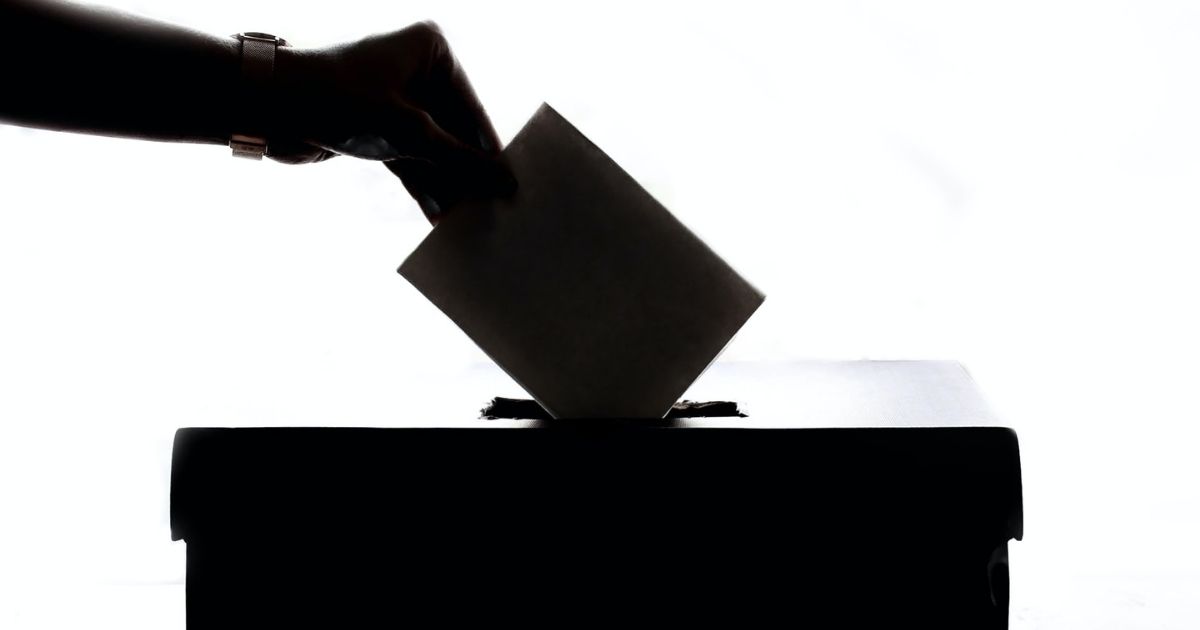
[{"left": 230, "top": 32, "right": 288, "bottom": 160}]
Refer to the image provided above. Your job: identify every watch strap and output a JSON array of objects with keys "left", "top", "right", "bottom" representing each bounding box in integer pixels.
[{"left": 230, "top": 32, "right": 286, "bottom": 160}]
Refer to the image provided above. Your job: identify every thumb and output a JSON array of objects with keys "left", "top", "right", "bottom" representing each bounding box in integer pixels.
[
  {"left": 384, "top": 158, "right": 445, "bottom": 225},
  {"left": 382, "top": 107, "right": 515, "bottom": 222},
  {"left": 387, "top": 107, "right": 516, "bottom": 198}
]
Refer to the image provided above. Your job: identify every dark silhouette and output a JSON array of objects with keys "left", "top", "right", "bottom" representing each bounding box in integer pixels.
[
  {"left": 172, "top": 426, "right": 1023, "bottom": 629},
  {"left": 0, "top": 0, "right": 514, "bottom": 222}
]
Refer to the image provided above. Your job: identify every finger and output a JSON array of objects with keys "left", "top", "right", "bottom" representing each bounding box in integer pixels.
[
  {"left": 381, "top": 108, "right": 515, "bottom": 225},
  {"left": 415, "top": 24, "right": 504, "bottom": 156},
  {"left": 385, "top": 103, "right": 515, "bottom": 198},
  {"left": 385, "top": 159, "right": 443, "bottom": 225},
  {"left": 435, "top": 53, "right": 503, "bottom": 155}
]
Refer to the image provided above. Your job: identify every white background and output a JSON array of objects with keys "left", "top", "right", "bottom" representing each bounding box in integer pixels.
[{"left": 2, "top": 1, "right": 1199, "bottom": 627}]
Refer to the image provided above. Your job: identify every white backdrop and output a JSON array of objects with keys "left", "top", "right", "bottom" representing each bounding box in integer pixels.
[{"left": 2, "top": 1, "right": 1199, "bottom": 627}]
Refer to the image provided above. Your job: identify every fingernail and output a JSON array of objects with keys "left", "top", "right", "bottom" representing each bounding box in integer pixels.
[
  {"left": 478, "top": 129, "right": 498, "bottom": 154},
  {"left": 417, "top": 192, "right": 442, "bottom": 221}
]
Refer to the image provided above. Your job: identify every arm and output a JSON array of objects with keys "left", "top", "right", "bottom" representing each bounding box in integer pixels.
[
  {"left": 0, "top": 0, "right": 238, "bottom": 143},
  {"left": 0, "top": 0, "right": 512, "bottom": 221}
]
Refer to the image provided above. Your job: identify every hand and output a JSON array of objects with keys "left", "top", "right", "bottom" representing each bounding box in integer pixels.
[{"left": 270, "top": 22, "right": 514, "bottom": 223}]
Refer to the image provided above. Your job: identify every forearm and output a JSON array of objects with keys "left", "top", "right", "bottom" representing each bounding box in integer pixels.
[{"left": 0, "top": 0, "right": 242, "bottom": 144}]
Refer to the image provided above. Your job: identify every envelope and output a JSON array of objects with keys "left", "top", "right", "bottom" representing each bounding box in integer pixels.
[{"left": 399, "top": 104, "right": 764, "bottom": 418}]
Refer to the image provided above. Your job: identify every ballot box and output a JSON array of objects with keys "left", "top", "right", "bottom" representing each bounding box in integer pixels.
[{"left": 170, "top": 361, "right": 1022, "bottom": 629}]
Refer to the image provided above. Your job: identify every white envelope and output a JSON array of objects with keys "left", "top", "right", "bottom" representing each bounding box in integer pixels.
[{"left": 399, "top": 104, "right": 764, "bottom": 418}]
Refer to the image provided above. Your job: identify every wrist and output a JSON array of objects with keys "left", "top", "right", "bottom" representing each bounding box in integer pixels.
[{"left": 269, "top": 45, "right": 336, "bottom": 146}]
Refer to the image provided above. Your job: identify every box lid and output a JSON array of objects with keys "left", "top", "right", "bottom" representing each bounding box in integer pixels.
[{"left": 171, "top": 361, "right": 1021, "bottom": 544}]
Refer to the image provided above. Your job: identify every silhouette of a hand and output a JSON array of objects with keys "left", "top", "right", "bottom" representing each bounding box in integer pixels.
[
  {"left": 0, "top": 3, "right": 509, "bottom": 223},
  {"left": 271, "top": 22, "right": 513, "bottom": 222}
]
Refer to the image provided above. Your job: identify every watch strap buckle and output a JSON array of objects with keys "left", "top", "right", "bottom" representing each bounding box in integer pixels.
[{"left": 230, "top": 133, "right": 268, "bottom": 160}]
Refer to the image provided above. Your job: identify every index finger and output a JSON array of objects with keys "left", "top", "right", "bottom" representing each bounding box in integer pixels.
[{"left": 420, "top": 27, "right": 504, "bottom": 155}]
